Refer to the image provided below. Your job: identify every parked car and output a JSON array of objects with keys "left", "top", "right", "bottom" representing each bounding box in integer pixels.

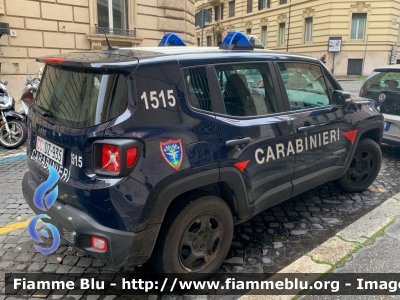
[
  {"left": 360, "top": 65, "right": 400, "bottom": 145},
  {"left": 23, "top": 32, "right": 384, "bottom": 277}
]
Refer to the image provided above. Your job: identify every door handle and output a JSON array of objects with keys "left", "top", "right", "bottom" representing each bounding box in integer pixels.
[
  {"left": 226, "top": 137, "right": 251, "bottom": 147},
  {"left": 297, "top": 121, "right": 333, "bottom": 133},
  {"left": 297, "top": 125, "right": 317, "bottom": 133}
]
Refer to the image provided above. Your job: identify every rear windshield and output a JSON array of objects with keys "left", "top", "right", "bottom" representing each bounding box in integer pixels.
[
  {"left": 35, "top": 65, "right": 128, "bottom": 128},
  {"left": 363, "top": 70, "right": 400, "bottom": 115}
]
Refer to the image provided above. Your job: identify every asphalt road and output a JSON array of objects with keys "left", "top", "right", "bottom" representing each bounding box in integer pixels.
[{"left": 339, "top": 81, "right": 363, "bottom": 96}]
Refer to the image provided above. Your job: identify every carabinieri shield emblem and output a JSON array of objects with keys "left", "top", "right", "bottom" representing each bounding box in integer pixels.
[{"left": 160, "top": 139, "right": 183, "bottom": 171}]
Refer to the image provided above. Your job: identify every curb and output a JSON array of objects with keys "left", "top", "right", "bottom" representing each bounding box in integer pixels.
[{"left": 239, "top": 192, "right": 400, "bottom": 300}]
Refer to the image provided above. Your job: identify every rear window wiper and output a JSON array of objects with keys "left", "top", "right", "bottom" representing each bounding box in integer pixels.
[{"left": 35, "top": 105, "right": 55, "bottom": 118}]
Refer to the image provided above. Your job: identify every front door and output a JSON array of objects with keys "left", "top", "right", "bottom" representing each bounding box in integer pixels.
[
  {"left": 275, "top": 61, "right": 355, "bottom": 196},
  {"left": 213, "top": 61, "right": 296, "bottom": 214}
]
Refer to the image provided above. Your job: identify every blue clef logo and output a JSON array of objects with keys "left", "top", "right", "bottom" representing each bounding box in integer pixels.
[{"left": 28, "top": 165, "right": 61, "bottom": 255}]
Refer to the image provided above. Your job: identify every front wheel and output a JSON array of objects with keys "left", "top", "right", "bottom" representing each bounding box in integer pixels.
[
  {"left": 153, "top": 195, "right": 234, "bottom": 277},
  {"left": 0, "top": 119, "right": 28, "bottom": 149},
  {"left": 335, "top": 138, "right": 382, "bottom": 193}
]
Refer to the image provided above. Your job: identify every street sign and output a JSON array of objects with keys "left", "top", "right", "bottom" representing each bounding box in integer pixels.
[
  {"left": 195, "top": 9, "right": 212, "bottom": 29},
  {"left": 328, "top": 37, "right": 342, "bottom": 53}
]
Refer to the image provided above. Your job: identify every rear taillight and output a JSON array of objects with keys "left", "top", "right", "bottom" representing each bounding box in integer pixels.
[
  {"left": 127, "top": 148, "right": 138, "bottom": 167},
  {"left": 102, "top": 144, "right": 121, "bottom": 172},
  {"left": 94, "top": 141, "right": 140, "bottom": 176}
]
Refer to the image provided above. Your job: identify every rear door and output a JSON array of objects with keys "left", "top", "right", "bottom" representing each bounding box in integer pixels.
[
  {"left": 362, "top": 70, "right": 400, "bottom": 142},
  {"left": 275, "top": 61, "right": 354, "bottom": 196},
  {"left": 27, "top": 65, "right": 130, "bottom": 212},
  {"left": 213, "top": 61, "right": 296, "bottom": 212}
]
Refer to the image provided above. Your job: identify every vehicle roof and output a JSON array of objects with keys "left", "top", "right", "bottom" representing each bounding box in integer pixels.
[
  {"left": 37, "top": 46, "right": 320, "bottom": 72},
  {"left": 38, "top": 46, "right": 319, "bottom": 61},
  {"left": 374, "top": 64, "right": 400, "bottom": 71}
]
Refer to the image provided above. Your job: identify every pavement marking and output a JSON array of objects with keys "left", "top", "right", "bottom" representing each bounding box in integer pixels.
[
  {"left": 368, "top": 186, "right": 386, "bottom": 193},
  {"left": 0, "top": 155, "right": 27, "bottom": 164},
  {"left": 0, "top": 219, "right": 39, "bottom": 234}
]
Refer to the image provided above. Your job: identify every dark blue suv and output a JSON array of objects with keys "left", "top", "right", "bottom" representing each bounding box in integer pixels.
[{"left": 22, "top": 33, "right": 384, "bottom": 275}]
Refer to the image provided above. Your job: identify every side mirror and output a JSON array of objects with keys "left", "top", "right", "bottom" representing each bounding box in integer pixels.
[{"left": 332, "top": 90, "right": 352, "bottom": 108}]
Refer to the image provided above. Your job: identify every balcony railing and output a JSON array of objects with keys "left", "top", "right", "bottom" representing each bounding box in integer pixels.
[{"left": 95, "top": 25, "right": 136, "bottom": 37}]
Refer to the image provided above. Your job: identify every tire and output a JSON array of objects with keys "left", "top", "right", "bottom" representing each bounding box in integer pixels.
[
  {"left": 0, "top": 119, "right": 27, "bottom": 149},
  {"left": 335, "top": 138, "right": 382, "bottom": 193},
  {"left": 153, "top": 195, "right": 234, "bottom": 277}
]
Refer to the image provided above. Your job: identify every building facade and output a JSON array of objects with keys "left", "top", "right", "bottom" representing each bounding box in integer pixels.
[
  {"left": 0, "top": 0, "right": 195, "bottom": 98},
  {"left": 195, "top": 0, "right": 400, "bottom": 77}
]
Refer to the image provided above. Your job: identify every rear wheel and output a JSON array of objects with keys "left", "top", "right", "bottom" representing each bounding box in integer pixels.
[
  {"left": 153, "top": 195, "right": 233, "bottom": 277},
  {"left": 0, "top": 119, "right": 27, "bottom": 149},
  {"left": 335, "top": 138, "right": 382, "bottom": 193}
]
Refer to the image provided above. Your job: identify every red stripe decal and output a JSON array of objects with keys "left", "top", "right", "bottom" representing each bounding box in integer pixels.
[
  {"left": 342, "top": 129, "right": 358, "bottom": 144},
  {"left": 234, "top": 160, "right": 250, "bottom": 172}
]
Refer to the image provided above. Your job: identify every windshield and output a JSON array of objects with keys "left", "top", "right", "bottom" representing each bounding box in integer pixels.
[
  {"left": 363, "top": 70, "right": 400, "bottom": 116},
  {"left": 35, "top": 65, "right": 128, "bottom": 128}
]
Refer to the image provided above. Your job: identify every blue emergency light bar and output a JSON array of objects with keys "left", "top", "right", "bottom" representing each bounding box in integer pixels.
[
  {"left": 220, "top": 31, "right": 254, "bottom": 50},
  {"left": 159, "top": 33, "right": 186, "bottom": 47}
]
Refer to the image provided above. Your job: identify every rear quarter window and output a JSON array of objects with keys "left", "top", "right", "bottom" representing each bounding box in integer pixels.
[{"left": 35, "top": 66, "right": 128, "bottom": 128}]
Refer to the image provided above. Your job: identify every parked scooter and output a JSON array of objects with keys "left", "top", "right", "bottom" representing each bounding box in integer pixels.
[
  {"left": 18, "top": 67, "right": 42, "bottom": 119},
  {"left": 0, "top": 80, "right": 28, "bottom": 149}
]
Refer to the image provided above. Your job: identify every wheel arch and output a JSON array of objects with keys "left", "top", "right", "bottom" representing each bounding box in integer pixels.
[
  {"left": 145, "top": 168, "right": 251, "bottom": 227},
  {"left": 342, "top": 120, "right": 383, "bottom": 176},
  {"left": 3, "top": 110, "right": 25, "bottom": 121}
]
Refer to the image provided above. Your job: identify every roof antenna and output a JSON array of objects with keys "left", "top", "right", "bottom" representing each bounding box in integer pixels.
[
  {"left": 100, "top": 24, "right": 119, "bottom": 52},
  {"left": 105, "top": 33, "right": 119, "bottom": 52}
]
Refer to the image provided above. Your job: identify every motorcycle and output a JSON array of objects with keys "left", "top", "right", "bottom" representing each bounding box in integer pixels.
[
  {"left": 18, "top": 67, "right": 42, "bottom": 119},
  {"left": 0, "top": 80, "right": 28, "bottom": 149}
]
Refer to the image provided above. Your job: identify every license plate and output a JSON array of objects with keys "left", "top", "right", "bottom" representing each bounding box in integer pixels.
[
  {"left": 384, "top": 122, "right": 391, "bottom": 131},
  {"left": 36, "top": 136, "right": 65, "bottom": 166}
]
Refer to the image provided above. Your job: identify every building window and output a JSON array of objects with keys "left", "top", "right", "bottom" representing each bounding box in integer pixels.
[
  {"left": 279, "top": 23, "right": 285, "bottom": 46},
  {"left": 215, "top": 5, "right": 220, "bottom": 21},
  {"left": 247, "top": 0, "right": 252, "bottom": 13},
  {"left": 208, "top": 8, "right": 212, "bottom": 21},
  {"left": 351, "top": 13, "right": 366, "bottom": 40},
  {"left": 229, "top": 1, "right": 235, "bottom": 17},
  {"left": 221, "top": 4, "right": 224, "bottom": 20},
  {"left": 258, "top": 0, "right": 269, "bottom": 10},
  {"left": 207, "top": 36, "right": 212, "bottom": 46},
  {"left": 305, "top": 17, "right": 313, "bottom": 43},
  {"left": 246, "top": 28, "right": 251, "bottom": 35},
  {"left": 261, "top": 26, "right": 267, "bottom": 47},
  {"left": 279, "top": 0, "right": 287, "bottom": 4},
  {"left": 97, "top": 0, "right": 128, "bottom": 30},
  {"left": 197, "top": 38, "right": 200, "bottom": 46}
]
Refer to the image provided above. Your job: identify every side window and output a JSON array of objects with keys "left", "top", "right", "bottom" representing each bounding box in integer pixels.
[
  {"left": 183, "top": 67, "right": 212, "bottom": 112},
  {"left": 278, "top": 62, "right": 330, "bottom": 111},
  {"left": 215, "top": 63, "right": 278, "bottom": 117}
]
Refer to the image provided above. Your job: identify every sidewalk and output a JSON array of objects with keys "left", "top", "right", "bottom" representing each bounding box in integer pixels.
[
  {"left": 300, "top": 214, "right": 400, "bottom": 299},
  {"left": 240, "top": 193, "right": 400, "bottom": 299}
]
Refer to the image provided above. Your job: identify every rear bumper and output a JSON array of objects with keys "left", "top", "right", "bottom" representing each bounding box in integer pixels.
[{"left": 22, "top": 171, "right": 160, "bottom": 267}]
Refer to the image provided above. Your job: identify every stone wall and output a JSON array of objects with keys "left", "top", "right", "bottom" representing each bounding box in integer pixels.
[
  {"left": 0, "top": 0, "right": 195, "bottom": 100},
  {"left": 195, "top": 0, "right": 400, "bottom": 76}
]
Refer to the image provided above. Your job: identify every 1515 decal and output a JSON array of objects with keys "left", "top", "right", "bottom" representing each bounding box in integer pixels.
[{"left": 141, "top": 90, "right": 176, "bottom": 109}]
